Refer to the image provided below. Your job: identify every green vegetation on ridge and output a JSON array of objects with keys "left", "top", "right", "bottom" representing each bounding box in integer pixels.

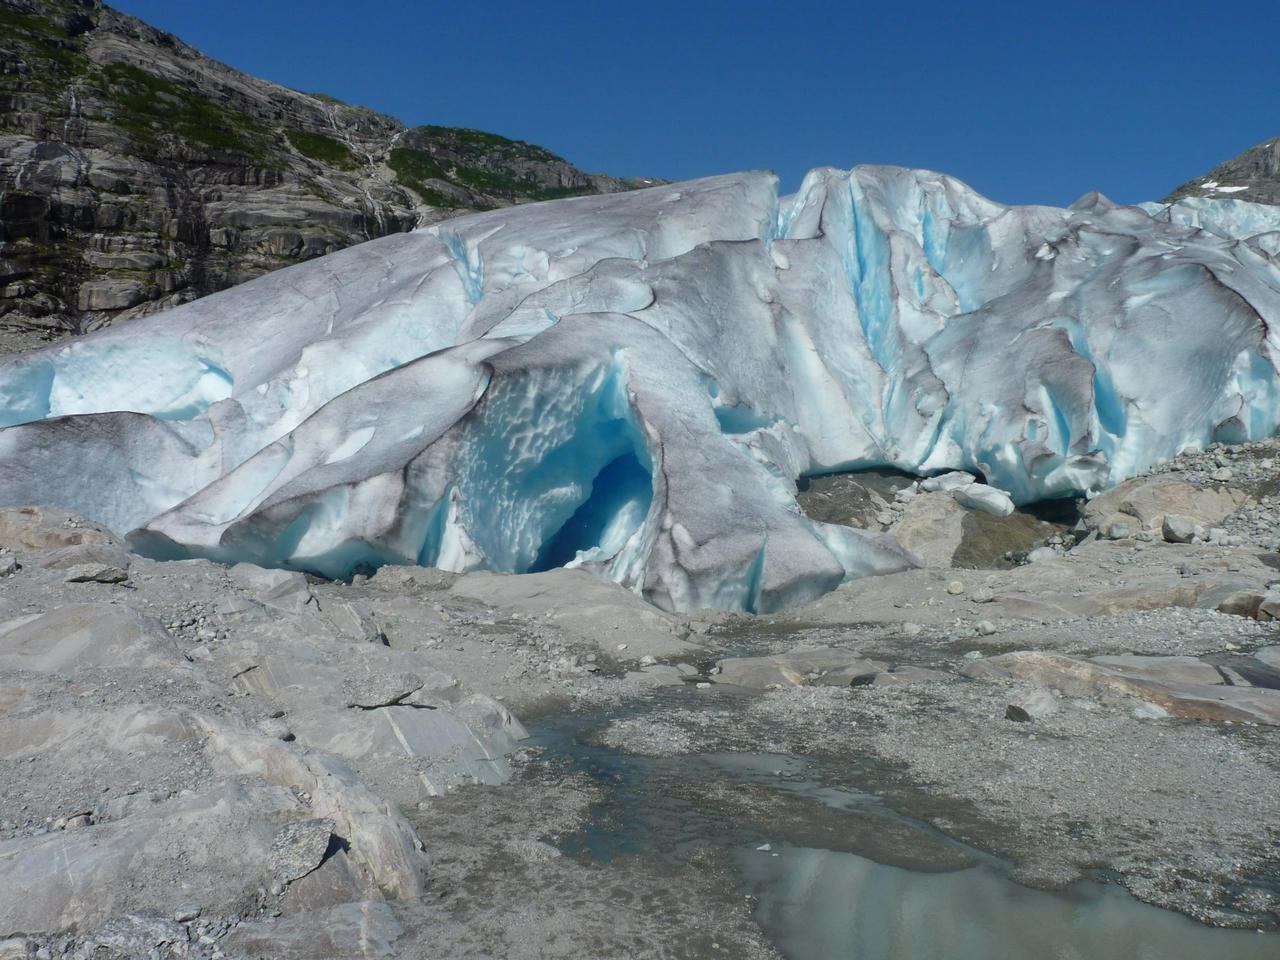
[
  {"left": 99, "top": 62, "right": 272, "bottom": 159},
  {"left": 285, "top": 129, "right": 359, "bottom": 170}
]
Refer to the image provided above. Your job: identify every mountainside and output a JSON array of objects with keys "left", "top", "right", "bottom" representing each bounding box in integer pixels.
[
  {"left": 3, "top": 165, "right": 1280, "bottom": 612},
  {"left": 1165, "top": 135, "right": 1280, "bottom": 205},
  {"left": 0, "top": 0, "right": 653, "bottom": 350}
]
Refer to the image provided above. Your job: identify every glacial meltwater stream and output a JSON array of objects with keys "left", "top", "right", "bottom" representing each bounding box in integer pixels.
[{"left": 527, "top": 708, "right": 1279, "bottom": 960}]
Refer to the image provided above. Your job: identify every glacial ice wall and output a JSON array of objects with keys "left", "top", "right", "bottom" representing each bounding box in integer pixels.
[{"left": 3, "top": 166, "right": 1280, "bottom": 612}]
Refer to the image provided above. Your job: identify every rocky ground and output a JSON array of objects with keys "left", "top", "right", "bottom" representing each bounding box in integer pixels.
[{"left": 2, "top": 441, "right": 1280, "bottom": 957}]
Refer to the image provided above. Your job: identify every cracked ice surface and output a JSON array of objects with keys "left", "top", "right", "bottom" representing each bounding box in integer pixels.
[{"left": 3, "top": 166, "right": 1280, "bottom": 612}]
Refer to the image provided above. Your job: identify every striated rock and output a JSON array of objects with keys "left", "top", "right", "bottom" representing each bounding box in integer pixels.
[
  {"left": 987, "top": 650, "right": 1280, "bottom": 725},
  {"left": 0, "top": 782, "right": 284, "bottom": 936},
  {"left": 37, "top": 542, "right": 131, "bottom": 571},
  {"left": 1084, "top": 476, "right": 1247, "bottom": 534},
  {"left": 224, "top": 901, "right": 403, "bottom": 960},
  {"left": 450, "top": 568, "right": 700, "bottom": 659},
  {"left": 327, "top": 600, "right": 386, "bottom": 644},
  {"left": 369, "top": 565, "right": 456, "bottom": 592},
  {"left": 1088, "top": 655, "right": 1225, "bottom": 686},
  {"left": 960, "top": 658, "right": 1013, "bottom": 681},
  {"left": 228, "top": 563, "right": 314, "bottom": 613},
  {"left": 1005, "top": 686, "right": 1059, "bottom": 722},
  {"left": 0, "top": 506, "right": 117, "bottom": 551},
  {"left": 715, "top": 648, "right": 882, "bottom": 690},
  {"left": 200, "top": 723, "right": 427, "bottom": 899},
  {"left": 63, "top": 562, "right": 129, "bottom": 584},
  {"left": 888, "top": 492, "right": 966, "bottom": 567},
  {"left": 0, "top": 604, "right": 179, "bottom": 672}
]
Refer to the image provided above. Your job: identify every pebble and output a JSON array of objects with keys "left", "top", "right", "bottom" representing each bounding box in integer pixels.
[{"left": 946, "top": 580, "right": 965, "bottom": 596}]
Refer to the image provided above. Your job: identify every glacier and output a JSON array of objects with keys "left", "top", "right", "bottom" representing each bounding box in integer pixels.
[{"left": 3, "top": 165, "right": 1280, "bottom": 612}]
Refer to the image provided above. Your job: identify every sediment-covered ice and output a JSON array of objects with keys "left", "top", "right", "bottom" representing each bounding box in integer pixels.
[{"left": 3, "top": 166, "right": 1280, "bottom": 611}]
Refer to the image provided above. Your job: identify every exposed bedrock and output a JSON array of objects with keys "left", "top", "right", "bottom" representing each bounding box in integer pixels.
[{"left": 2, "top": 166, "right": 1280, "bottom": 610}]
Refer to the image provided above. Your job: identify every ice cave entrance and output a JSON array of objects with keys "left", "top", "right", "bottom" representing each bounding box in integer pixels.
[
  {"left": 452, "top": 356, "right": 656, "bottom": 576},
  {"left": 530, "top": 450, "right": 652, "bottom": 572}
]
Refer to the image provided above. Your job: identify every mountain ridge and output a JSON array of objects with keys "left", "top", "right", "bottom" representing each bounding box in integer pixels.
[
  {"left": 1164, "top": 135, "right": 1280, "bottom": 206},
  {"left": 0, "top": 0, "right": 656, "bottom": 350}
]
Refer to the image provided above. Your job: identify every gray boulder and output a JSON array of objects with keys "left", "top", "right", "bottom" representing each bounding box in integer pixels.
[
  {"left": 228, "top": 563, "right": 315, "bottom": 613},
  {"left": 1161, "top": 514, "right": 1200, "bottom": 544}
]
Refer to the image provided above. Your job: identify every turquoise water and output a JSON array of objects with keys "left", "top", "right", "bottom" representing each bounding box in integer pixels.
[
  {"left": 529, "top": 711, "right": 1279, "bottom": 960},
  {"left": 737, "top": 845, "right": 1277, "bottom": 960}
]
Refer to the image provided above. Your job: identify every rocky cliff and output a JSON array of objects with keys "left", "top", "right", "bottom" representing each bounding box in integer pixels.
[
  {"left": 0, "top": 0, "right": 653, "bottom": 350},
  {"left": 1164, "top": 135, "right": 1280, "bottom": 205}
]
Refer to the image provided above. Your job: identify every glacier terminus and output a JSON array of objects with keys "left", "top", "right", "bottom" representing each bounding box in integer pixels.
[{"left": 2, "top": 165, "right": 1280, "bottom": 612}]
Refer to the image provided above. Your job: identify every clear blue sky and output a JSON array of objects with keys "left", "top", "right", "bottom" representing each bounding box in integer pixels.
[{"left": 110, "top": 0, "right": 1280, "bottom": 206}]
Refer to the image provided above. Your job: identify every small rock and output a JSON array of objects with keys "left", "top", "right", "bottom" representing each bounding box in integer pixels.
[
  {"left": 1211, "top": 466, "right": 1233, "bottom": 482},
  {"left": 256, "top": 717, "right": 294, "bottom": 741},
  {"left": 1218, "top": 591, "right": 1265, "bottom": 619},
  {"left": 970, "top": 586, "right": 995, "bottom": 603},
  {"left": 63, "top": 563, "right": 129, "bottom": 584},
  {"left": 946, "top": 580, "right": 965, "bottom": 596},
  {"left": 268, "top": 818, "right": 334, "bottom": 885},
  {"left": 902, "top": 622, "right": 923, "bottom": 637},
  {"left": 1005, "top": 686, "right": 1059, "bottom": 722},
  {"left": 0, "top": 555, "right": 17, "bottom": 577},
  {"left": 975, "top": 620, "right": 996, "bottom": 636},
  {"left": 920, "top": 471, "right": 976, "bottom": 492},
  {"left": 1132, "top": 701, "right": 1170, "bottom": 720},
  {"left": 1161, "top": 515, "right": 1198, "bottom": 544},
  {"left": 1026, "top": 546, "right": 1057, "bottom": 563},
  {"left": 343, "top": 672, "right": 424, "bottom": 709},
  {"left": 1101, "top": 519, "right": 1132, "bottom": 540}
]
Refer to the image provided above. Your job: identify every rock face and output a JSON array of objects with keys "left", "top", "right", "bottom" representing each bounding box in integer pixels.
[
  {"left": 0, "top": 0, "right": 653, "bottom": 350},
  {"left": 1083, "top": 475, "right": 1248, "bottom": 536},
  {"left": 1163, "top": 135, "right": 1280, "bottom": 206},
  {"left": 0, "top": 505, "right": 657, "bottom": 950},
  {"left": 986, "top": 650, "right": 1280, "bottom": 725}
]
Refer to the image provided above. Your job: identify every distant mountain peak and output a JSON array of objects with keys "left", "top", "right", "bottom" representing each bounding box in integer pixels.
[{"left": 1164, "top": 136, "right": 1280, "bottom": 205}]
